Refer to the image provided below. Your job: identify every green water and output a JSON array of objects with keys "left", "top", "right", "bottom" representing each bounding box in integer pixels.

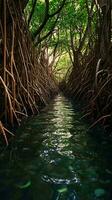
[{"left": 0, "top": 95, "right": 112, "bottom": 200}]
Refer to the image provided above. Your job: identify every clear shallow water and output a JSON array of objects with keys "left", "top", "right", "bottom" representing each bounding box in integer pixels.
[{"left": 0, "top": 94, "right": 112, "bottom": 200}]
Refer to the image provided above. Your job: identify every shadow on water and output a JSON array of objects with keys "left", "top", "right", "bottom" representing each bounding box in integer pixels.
[{"left": 0, "top": 94, "right": 112, "bottom": 200}]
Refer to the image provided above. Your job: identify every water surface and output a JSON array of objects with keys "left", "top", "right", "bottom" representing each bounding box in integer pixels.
[{"left": 0, "top": 95, "right": 112, "bottom": 200}]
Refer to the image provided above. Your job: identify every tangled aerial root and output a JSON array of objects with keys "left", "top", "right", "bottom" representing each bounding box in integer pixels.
[
  {"left": 0, "top": 121, "right": 14, "bottom": 145},
  {"left": 0, "top": 0, "right": 58, "bottom": 144},
  {"left": 62, "top": 1, "right": 112, "bottom": 132},
  {"left": 65, "top": 51, "right": 112, "bottom": 131}
]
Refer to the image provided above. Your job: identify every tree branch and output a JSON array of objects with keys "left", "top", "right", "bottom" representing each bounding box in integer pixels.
[
  {"left": 78, "top": 1, "right": 94, "bottom": 52},
  {"left": 49, "top": 0, "right": 66, "bottom": 18},
  {"left": 33, "top": 0, "right": 66, "bottom": 40},
  {"left": 35, "top": 13, "right": 60, "bottom": 44},
  {"left": 33, "top": 0, "right": 49, "bottom": 39},
  {"left": 28, "top": 0, "right": 37, "bottom": 26}
]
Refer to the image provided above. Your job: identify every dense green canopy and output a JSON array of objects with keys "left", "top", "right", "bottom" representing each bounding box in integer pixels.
[{"left": 25, "top": 0, "right": 98, "bottom": 79}]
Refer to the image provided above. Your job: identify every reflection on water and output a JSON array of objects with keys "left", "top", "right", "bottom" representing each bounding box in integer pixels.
[{"left": 0, "top": 95, "right": 112, "bottom": 200}]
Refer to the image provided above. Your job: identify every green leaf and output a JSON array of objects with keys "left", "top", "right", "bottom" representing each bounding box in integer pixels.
[
  {"left": 17, "top": 180, "right": 31, "bottom": 189},
  {"left": 105, "top": 169, "right": 112, "bottom": 175},
  {"left": 58, "top": 187, "right": 68, "bottom": 193},
  {"left": 94, "top": 188, "right": 106, "bottom": 197}
]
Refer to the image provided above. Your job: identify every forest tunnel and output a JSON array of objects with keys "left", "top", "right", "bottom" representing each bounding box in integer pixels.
[{"left": 0, "top": 0, "right": 112, "bottom": 144}]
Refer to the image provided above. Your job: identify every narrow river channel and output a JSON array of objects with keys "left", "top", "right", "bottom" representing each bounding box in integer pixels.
[{"left": 0, "top": 95, "right": 112, "bottom": 200}]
